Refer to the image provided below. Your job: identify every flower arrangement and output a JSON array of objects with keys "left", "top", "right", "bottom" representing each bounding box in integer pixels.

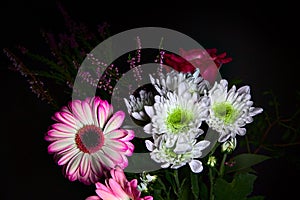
[
  {"left": 43, "top": 35, "right": 265, "bottom": 199},
  {"left": 4, "top": 3, "right": 300, "bottom": 200}
]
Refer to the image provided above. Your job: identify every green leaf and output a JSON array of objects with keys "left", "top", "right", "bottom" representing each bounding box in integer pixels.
[
  {"left": 199, "top": 180, "right": 209, "bottom": 200},
  {"left": 190, "top": 172, "right": 199, "bottom": 199},
  {"left": 214, "top": 173, "right": 257, "bottom": 200},
  {"left": 225, "top": 153, "right": 270, "bottom": 174},
  {"left": 178, "top": 178, "right": 191, "bottom": 200}
]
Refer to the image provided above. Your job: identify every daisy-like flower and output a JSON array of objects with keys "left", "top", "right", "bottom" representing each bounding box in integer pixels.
[
  {"left": 206, "top": 79, "right": 263, "bottom": 142},
  {"left": 145, "top": 136, "right": 210, "bottom": 173},
  {"left": 143, "top": 85, "right": 210, "bottom": 147},
  {"left": 150, "top": 69, "right": 209, "bottom": 97},
  {"left": 45, "top": 96, "right": 134, "bottom": 185},
  {"left": 124, "top": 89, "right": 154, "bottom": 125},
  {"left": 86, "top": 166, "right": 153, "bottom": 200}
]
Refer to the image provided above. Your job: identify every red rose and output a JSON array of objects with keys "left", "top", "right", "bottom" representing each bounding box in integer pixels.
[{"left": 163, "top": 48, "right": 232, "bottom": 83}]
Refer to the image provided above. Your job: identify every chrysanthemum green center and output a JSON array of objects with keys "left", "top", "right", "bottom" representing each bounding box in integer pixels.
[
  {"left": 75, "top": 125, "right": 104, "bottom": 154},
  {"left": 166, "top": 107, "right": 193, "bottom": 134},
  {"left": 213, "top": 102, "right": 238, "bottom": 124}
]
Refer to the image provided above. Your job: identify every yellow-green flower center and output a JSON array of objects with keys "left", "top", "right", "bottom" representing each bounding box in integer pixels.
[
  {"left": 166, "top": 107, "right": 193, "bottom": 134},
  {"left": 213, "top": 102, "right": 238, "bottom": 124}
]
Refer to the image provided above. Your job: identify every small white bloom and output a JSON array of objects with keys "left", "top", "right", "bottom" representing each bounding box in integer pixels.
[
  {"left": 150, "top": 69, "right": 210, "bottom": 97},
  {"left": 124, "top": 90, "right": 154, "bottom": 123},
  {"left": 206, "top": 79, "right": 263, "bottom": 142},
  {"left": 145, "top": 137, "right": 210, "bottom": 173},
  {"left": 138, "top": 182, "right": 148, "bottom": 192}
]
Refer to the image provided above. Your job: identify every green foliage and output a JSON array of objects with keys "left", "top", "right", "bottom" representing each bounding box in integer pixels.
[
  {"left": 225, "top": 153, "right": 270, "bottom": 174},
  {"left": 214, "top": 173, "right": 261, "bottom": 200}
]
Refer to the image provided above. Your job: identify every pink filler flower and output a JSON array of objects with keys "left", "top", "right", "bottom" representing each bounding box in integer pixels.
[
  {"left": 86, "top": 166, "right": 153, "bottom": 200},
  {"left": 45, "top": 96, "right": 134, "bottom": 185}
]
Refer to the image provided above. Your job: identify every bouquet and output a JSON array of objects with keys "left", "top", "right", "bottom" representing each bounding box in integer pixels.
[{"left": 6, "top": 5, "right": 299, "bottom": 199}]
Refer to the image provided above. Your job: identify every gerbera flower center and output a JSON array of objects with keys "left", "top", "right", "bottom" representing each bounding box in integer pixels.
[
  {"left": 213, "top": 102, "right": 238, "bottom": 124},
  {"left": 166, "top": 107, "right": 193, "bottom": 134},
  {"left": 75, "top": 125, "right": 105, "bottom": 154}
]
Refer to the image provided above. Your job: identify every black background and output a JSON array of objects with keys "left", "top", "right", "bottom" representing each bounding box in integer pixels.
[{"left": 1, "top": 1, "right": 299, "bottom": 199}]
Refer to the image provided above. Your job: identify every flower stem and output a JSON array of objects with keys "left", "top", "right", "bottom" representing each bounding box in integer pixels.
[
  {"left": 219, "top": 153, "right": 227, "bottom": 177},
  {"left": 209, "top": 167, "right": 214, "bottom": 200}
]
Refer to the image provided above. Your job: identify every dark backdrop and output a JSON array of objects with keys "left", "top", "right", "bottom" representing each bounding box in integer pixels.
[{"left": 1, "top": 1, "right": 299, "bottom": 199}]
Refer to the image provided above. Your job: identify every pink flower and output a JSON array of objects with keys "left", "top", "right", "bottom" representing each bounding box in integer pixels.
[
  {"left": 86, "top": 166, "right": 153, "bottom": 200},
  {"left": 45, "top": 96, "right": 134, "bottom": 185},
  {"left": 163, "top": 48, "right": 232, "bottom": 83}
]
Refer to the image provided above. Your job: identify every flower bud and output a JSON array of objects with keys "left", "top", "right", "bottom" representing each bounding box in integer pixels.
[
  {"left": 207, "top": 156, "right": 217, "bottom": 167},
  {"left": 221, "top": 137, "right": 237, "bottom": 153}
]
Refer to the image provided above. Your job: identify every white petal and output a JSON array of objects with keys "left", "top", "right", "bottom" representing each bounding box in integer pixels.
[
  {"left": 145, "top": 140, "right": 154, "bottom": 151},
  {"left": 237, "top": 85, "right": 250, "bottom": 94},
  {"left": 144, "top": 106, "right": 155, "bottom": 117},
  {"left": 161, "top": 163, "right": 170, "bottom": 168},
  {"left": 194, "top": 140, "right": 210, "bottom": 151},
  {"left": 249, "top": 107, "right": 263, "bottom": 116},
  {"left": 174, "top": 143, "right": 190, "bottom": 154},
  {"left": 189, "top": 160, "right": 203, "bottom": 173},
  {"left": 131, "top": 112, "right": 144, "bottom": 121},
  {"left": 143, "top": 123, "right": 153, "bottom": 134},
  {"left": 237, "top": 128, "right": 246, "bottom": 136},
  {"left": 218, "top": 133, "right": 231, "bottom": 143}
]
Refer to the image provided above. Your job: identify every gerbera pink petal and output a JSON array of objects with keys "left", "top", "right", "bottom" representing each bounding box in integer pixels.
[
  {"left": 70, "top": 100, "right": 89, "bottom": 125},
  {"left": 79, "top": 153, "right": 91, "bottom": 177},
  {"left": 119, "top": 130, "right": 135, "bottom": 141},
  {"left": 96, "top": 151, "right": 115, "bottom": 168},
  {"left": 58, "top": 148, "right": 80, "bottom": 165},
  {"left": 66, "top": 152, "right": 83, "bottom": 176},
  {"left": 108, "top": 179, "right": 129, "bottom": 199},
  {"left": 47, "top": 129, "right": 73, "bottom": 138},
  {"left": 98, "top": 104, "right": 108, "bottom": 128},
  {"left": 124, "top": 142, "right": 134, "bottom": 156},
  {"left": 143, "top": 196, "right": 154, "bottom": 200},
  {"left": 81, "top": 100, "right": 94, "bottom": 124},
  {"left": 105, "top": 130, "right": 127, "bottom": 139},
  {"left": 52, "top": 112, "right": 75, "bottom": 126},
  {"left": 48, "top": 138, "right": 74, "bottom": 153},
  {"left": 96, "top": 190, "right": 119, "bottom": 200},
  {"left": 85, "top": 196, "right": 101, "bottom": 200},
  {"left": 67, "top": 168, "right": 79, "bottom": 182},
  {"left": 103, "top": 111, "right": 125, "bottom": 134},
  {"left": 51, "top": 123, "right": 75, "bottom": 133},
  {"left": 105, "top": 139, "right": 128, "bottom": 152},
  {"left": 102, "top": 146, "right": 124, "bottom": 163},
  {"left": 111, "top": 166, "right": 127, "bottom": 188},
  {"left": 91, "top": 97, "right": 101, "bottom": 127},
  {"left": 90, "top": 155, "right": 103, "bottom": 175}
]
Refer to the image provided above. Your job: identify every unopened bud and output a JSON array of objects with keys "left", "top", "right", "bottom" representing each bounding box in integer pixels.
[
  {"left": 221, "top": 137, "right": 237, "bottom": 153},
  {"left": 207, "top": 156, "right": 217, "bottom": 167}
]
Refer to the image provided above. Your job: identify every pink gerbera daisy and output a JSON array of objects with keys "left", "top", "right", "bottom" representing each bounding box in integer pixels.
[
  {"left": 86, "top": 166, "right": 153, "bottom": 200},
  {"left": 45, "top": 96, "right": 134, "bottom": 185}
]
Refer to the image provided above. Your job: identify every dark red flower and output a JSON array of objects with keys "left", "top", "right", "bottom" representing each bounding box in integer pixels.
[{"left": 163, "top": 48, "right": 232, "bottom": 83}]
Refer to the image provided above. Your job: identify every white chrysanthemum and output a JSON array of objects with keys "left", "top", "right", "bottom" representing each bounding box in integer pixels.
[
  {"left": 206, "top": 79, "right": 263, "bottom": 142},
  {"left": 124, "top": 90, "right": 154, "bottom": 123},
  {"left": 150, "top": 69, "right": 209, "bottom": 96},
  {"left": 143, "top": 84, "right": 210, "bottom": 147},
  {"left": 145, "top": 136, "right": 210, "bottom": 173}
]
